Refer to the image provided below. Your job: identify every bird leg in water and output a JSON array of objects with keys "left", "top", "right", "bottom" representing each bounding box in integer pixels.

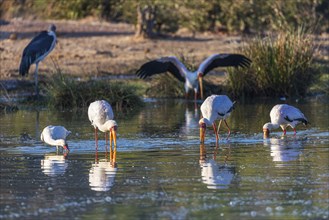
[
  {"left": 293, "top": 128, "right": 297, "bottom": 136},
  {"left": 217, "top": 120, "right": 222, "bottom": 137},
  {"left": 283, "top": 129, "right": 287, "bottom": 136},
  {"left": 95, "top": 146, "right": 99, "bottom": 162},
  {"left": 105, "top": 132, "right": 108, "bottom": 153},
  {"left": 224, "top": 120, "right": 231, "bottom": 139},
  {"left": 212, "top": 123, "right": 219, "bottom": 141},
  {"left": 194, "top": 93, "right": 198, "bottom": 110},
  {"left": 94, "top": 128, "right": 98, "bottom": 150},
  {"left": 34, "top": 63, "right": 39, "bottom": 98}
]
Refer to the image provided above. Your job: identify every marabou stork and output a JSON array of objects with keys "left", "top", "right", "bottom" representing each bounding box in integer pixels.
[{"left": 19, "top": 24, "right": 57, "bottom": 97}]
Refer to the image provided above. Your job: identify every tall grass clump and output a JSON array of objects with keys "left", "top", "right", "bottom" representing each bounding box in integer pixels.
[
  {"left": 44, "top": 72, "right": 144, "bottom": 111},
  {"left": 228, "top": 28, "right": 316, "bottom": 97}
]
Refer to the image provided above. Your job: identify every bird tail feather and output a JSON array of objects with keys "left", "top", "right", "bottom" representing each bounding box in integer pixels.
[
  {"left": 296, "top": 118, "right": 308, "bottom": 125},
  {"left": 19, "top": 56, "right": 31, "bottom": 76}
]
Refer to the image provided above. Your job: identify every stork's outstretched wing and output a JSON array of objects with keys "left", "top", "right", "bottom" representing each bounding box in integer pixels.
[
  {"left": 136, "top": 56, "right": 187, "bottom": 82},
  {"left": 197, "top": 54, "right": 251, "bottom": 76}
]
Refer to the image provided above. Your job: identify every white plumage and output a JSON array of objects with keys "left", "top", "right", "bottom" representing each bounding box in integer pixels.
[
  {"left": 263, "top": 104, "right": 308, "bottom": 137},
  {"left": 88, "top": 100, "right": 118, "bottom": 148},
  {"left": 136, "top": 54, "right": 251, "bottom": 102},
  {"left": 41, "top": 154, "right": 68, "bottom": 176},
  {"left": 199, "top": 95, "right": 235, "bottom": 142},
  {"left": 40, "top": 125, "right": 71, "bottom": 151},
  {"left": 89, "top": 160, "right": 117, "bottom": 192},
  {"left": 199, "top": 144, "right": 234, "bottom": 189}
]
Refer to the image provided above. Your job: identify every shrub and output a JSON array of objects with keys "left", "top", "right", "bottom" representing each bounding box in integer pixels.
[
  {"left": 44, "top": 71, "right": 144, "bottom": 110},
  {"left": 227, "top": 28, "right": 316, "bottom": 97}
]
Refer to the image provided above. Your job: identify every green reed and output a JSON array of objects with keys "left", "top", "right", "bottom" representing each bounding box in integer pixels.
[
  {"left": 228, "top": 28, "right": 316, "bottom": 97},
  {"left": 44, "top": 71, "right": 144, "bottom": 110}
]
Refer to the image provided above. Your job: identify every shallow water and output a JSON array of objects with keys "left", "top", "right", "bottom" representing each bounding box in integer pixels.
[{"left": 0, "top": 99, "right": 328, "bottom": 219}]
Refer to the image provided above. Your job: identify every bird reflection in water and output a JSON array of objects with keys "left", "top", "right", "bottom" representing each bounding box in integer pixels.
[
  {"left": 179, "top": 106, "right": 199, "bottom": 138},
  {"left": 41, "top": 152, "right": 68, "bottom": 177},
  {"left": 264, "top": 137, "right": 302, "bottom": 165},
  {"left": 199, "top": 143, "right": 235, "bottom": 189},
  {"left": 89, "top": 145, "right": 117, "bottom": 192}
]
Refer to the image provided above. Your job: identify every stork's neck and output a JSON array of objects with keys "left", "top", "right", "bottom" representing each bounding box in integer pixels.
[
  {"left": 185, "top": 71, "right": 199, "bottom": 89},
  {"left": 264, "top": 123, "right": 280, "bottom": 131},
  {"left": 199, "top": 118, "right": 212, "bottom": 126},
  {"left": 45, "top": 137, "right": 66, "bottom": 147},
  {"left": 98, "top": 120, "right": 117, "bottom": 132}
]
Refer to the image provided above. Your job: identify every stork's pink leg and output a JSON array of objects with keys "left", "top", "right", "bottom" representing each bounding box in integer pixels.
[
  {"left": 293, "top": 128, "right": 297, "bottom": 136},
  {"left": 224, "top": 120, "right": 231, "bottom": 139},
  {"left": 283, "top": 129, "right": 287, "bottom": 136},
  {"left": 94, "top": 128, "right": 98, "bottom": 149},
  {"left": 105, "top": 132, "right": 108, "bottom": 153},
  {"left": 212, "top": 123, "right": 219, "bottom": 141},
  {"left": 95, "top": 145, "right": 99, "bottom": 162}
]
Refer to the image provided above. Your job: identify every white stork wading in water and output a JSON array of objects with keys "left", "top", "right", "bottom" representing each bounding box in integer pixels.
[
  {"left": 19, "top": 24, "right": 57, "bottom": 98},
  {"left": 199, "top": 95, "right": 235, "bottom": 143},
  {"left": 263, "top": 104, "right": 308, "bottom": 138},
  {"left": 40, "top": 125, "right": 71, "bottom": 152},
  {"left": 136, "top": 54, "right": 251, "bottom": 102},
  {"left": 88, "top": 100, "right": 118, "bottom": 149}
]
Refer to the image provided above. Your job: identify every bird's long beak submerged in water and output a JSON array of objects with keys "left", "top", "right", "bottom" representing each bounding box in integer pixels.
[
  {"left": 63, "top": 144, "right": 70, "bottom": 151},
  {"left": 198, "top": 73, "right": 204, "bottom": 100},
  {"left": 200, "top": 123, "right": 206, "bottom": 143},
  {"left": 263, "top": 128, "right": 269, "bottom": 139},
  {"left": 110, "top": 126, "right": 117, "bottom": 148}
]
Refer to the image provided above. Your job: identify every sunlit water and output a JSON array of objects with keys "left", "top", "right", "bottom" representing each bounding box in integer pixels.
[{"left": 0, "top": 99, "right": 328, "bottom": 219}]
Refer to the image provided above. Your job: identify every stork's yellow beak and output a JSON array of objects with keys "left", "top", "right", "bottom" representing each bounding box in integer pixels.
[
  {"left": 198, "top": 75, "right": 203, "bottom": 100},
  {"left": 109, "top": 128, "right": 117, "bottom": 148},
  {"left": 263, "top": 129, "right": 269, "bottom": 139},
  {"left": 200, "top": 126, "right": 206, "bottom": 143},
  {"left": 112, "top": 129, "right": 117, "bottom": 147}
]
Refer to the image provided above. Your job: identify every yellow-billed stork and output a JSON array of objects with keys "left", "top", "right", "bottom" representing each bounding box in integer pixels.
[
  {"left": 263, "top": 104, "right": 308, "bottom": 138},
  {"left": 199, "top": 95, "right": 235, "bottom": 143},
  {"left": 136, "top": 54, "right": 251, "bottom": 102},
  {"left": 19, "top": 24, "right": 57, "bottom": 97},
  {"left": 40, "top": 125, "right": 71, "bottom": 152},
  {"left": 88, "top": 100, "right": 118, "bottom": 148}
]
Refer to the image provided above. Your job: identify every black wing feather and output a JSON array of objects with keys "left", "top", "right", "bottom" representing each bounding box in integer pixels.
[
  {"left": 136, "top": 60, "right": 185, "bottom": 82},
  {"left": 203, "top": 54, "right": 252, "bottom": 76},
  {"left": 19, "top": 31, "right": 54, "bottom": 76}
]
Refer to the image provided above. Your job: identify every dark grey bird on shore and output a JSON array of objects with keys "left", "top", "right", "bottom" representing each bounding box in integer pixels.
[
  {"left": 136, "top": 54, "right": 251, "bottom": 103},
  {"left": 19, "top": 24, "right": 57, "bottom": 98}
]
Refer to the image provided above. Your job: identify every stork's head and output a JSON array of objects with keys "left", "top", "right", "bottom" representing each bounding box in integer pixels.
[
  {"left": 48, "top": 24, "right": 56, "bottom": 32},
  {"left": 262, "top": 123, "right": 272, "bottom": 139},
  {"left": 197, "top": 72, "right": 204, "bottom": 100},
  {"left": 63, "top": 143, "right": 70, "bottom": 151},
  {"left": 199, "top": 118, "right": 210, "bottom": 143}
]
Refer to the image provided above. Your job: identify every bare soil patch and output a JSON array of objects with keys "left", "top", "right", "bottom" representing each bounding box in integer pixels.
[
  {"left": 0, "top": 18, "right": 328, "bottom": 91},
  {"left": 0, "top": 19, "right": 245, "bottom": 81}
]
